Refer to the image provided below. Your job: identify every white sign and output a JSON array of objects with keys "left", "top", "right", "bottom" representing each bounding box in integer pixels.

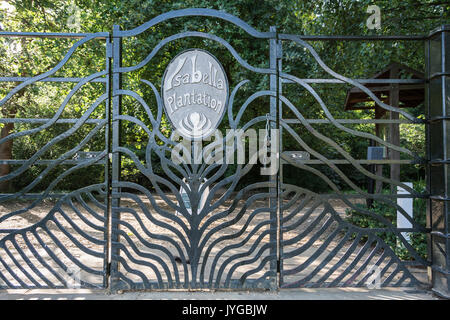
[
  {"left": 162, "top": 49, "right": 229, "bottom": 140},
  {"left": 397, "top": 182, "right": 413, "bottom": 243},
  {"left": 176, "top": 178, "right": 210, "bottom": 216}
]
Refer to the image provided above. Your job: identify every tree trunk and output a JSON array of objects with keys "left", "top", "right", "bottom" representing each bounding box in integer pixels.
[
  {"left": 0, "top": 122, "right": 14, "bottom": 192},
  {"left": 374, "top": 106, "right": 385, "bottom": 194},
  {"left": 389, "top": 66, "right": 400, "bottom": 194}
]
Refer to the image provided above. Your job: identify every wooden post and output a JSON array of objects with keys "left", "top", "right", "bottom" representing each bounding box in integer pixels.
[
  {"left": 374, "top": 106, "right": 384, "bottom": 194},
  {"left": 389, "top": 66, "right": 400, "bottom": 194}
]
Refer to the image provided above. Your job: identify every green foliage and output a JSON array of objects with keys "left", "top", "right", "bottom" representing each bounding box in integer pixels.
[
  {"left": 344, "top": 180, "right": 428, "bottom": 260},
  {"left": 0, "top": 1, "right": 448, "bottom": 192}
]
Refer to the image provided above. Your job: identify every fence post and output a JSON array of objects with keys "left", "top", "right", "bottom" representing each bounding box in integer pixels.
[
  {"left": 427, "top": 24, "right": 450, "bottom": 298},
  {"left": 269, "top": 26, "right": 281, "bottom": 290},
  {"left": 109, "top": 24, "right": 123, "bottom": 292}
]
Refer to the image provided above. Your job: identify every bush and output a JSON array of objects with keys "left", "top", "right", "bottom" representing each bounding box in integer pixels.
[{"left": 344, "top": 181, "right": 427, "bottom": 261}]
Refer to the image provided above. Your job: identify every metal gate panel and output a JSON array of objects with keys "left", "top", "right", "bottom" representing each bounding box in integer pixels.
[
  {"left": 0, "top": 33, "right": 110, "bottom": 289},
  {"left": 276, "top": 35, "right": 429, "bottom": 288},
  {"left": 108, "top": 9, "right": 279, "bottom": 291}
]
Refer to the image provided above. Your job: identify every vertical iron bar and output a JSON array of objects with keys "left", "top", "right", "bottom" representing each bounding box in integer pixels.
[
  {"left": 109, "top": 25, "right": 122, "bottom": 291},
  {"left": 103, "top": 35, "right": 112, "bottom": 289},
  {"left": 427, "top": 25, "right": 450, "bottom": 298},
  {"left": 425, "top": 36, "right": 433, "bottom": 286},
  {"left": 277, "top": 37, "right": 283, "bottom": 289},
  {"left": 269, "top": 26, "right": 281, "bottom": 290}
]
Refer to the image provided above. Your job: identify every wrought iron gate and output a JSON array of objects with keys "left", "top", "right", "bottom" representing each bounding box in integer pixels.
[{"left": 0, "top": 8, "right": 435, "bottom": 291}]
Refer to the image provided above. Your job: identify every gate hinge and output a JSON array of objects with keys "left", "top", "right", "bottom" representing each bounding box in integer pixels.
[
  {"left": 106, "top": 262, "right": 111, "bottom": 275},
  {"left": 276, "top": 259, "right": 281, "bottom": 273}
]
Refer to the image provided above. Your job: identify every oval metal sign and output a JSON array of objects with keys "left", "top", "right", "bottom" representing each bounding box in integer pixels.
[{"left": 162, "top": 49, "right": 228, "bottom": 140}]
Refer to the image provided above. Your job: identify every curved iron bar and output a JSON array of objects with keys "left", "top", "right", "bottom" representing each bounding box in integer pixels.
[
  {"left": 280, "top": 164, "right": 428, "bottom": 265},
  {"left": 280, "top": 118, "right": 425, "bottom": 236},
  {"left": 116, "top": 115, "right": 152, "bottom": 136},
  {"left": 196, "top": 114, "right": 273, "bottom": 214},
  {"left": 198, "top": 187, "right": 272, "bottom": 251},
  {"left": 204, "top": 210, "right": 271, "bottom": 286},
  {"left": 115, "top": 147, "right": 190, "bottom": 216},
  {"left": 116, "top": 205, "right": 189, "bottom": 284},
  {"left": 356, "top": 252, "right": 389, "bottom": 287},
  {"left": 4, "top": 243, "right": 41, "bottom": 286},
  {"left": 75, "top": 192, "right": 107, "bottom": 224},
  {"left": 116, "top": 220, "right": 181, "bottom": 286},
  {"left": 198, "top": 162, "right": 256, "bottom": 217},
  {"left": 67, "top": 199, "right": 104, "bottom": 232},
  {"left": 281, "top": 118, "right": 422, "bottom": 214},
  {"left": 150, "top": 143, "right": 192, "bottom": 184},
  {"left": 140, "top": 80, "right": 163, "bottom": 125},
  {"left": 117, "top": 191, "right": 191, "bottom": 247},
  {"left": 280, "top": 189, "right": 306, "bottom": 215},
  {"left": 85, "top": 191, "right": 108, "bottom": 214},
  {"left": 0, "top": 33, "right": 107, "bottom": 108},
  {"left": 314, "top": 232, "right": 363, "bottom": 285},
  {"left": 0, "top": 252, "right": 27, "bottom": 287},
  {"left": 232, "top": 90, "right": 275, "bottom": 127},
  {"left": 279, "top": 185, "right": 425, "bottom": 287},
  {"left": 239, "top": 255, "right": 275, "bottom": 286},
  {"left": 0, "top": 94, "right": 107, "bottom": 183},
  {"left": 12, "top": 234, "right": 55, "bottom": 287},
  {"left": 281, "top": 156, "right": 428, "bottom": 264},
  {"left": 115, "top": 114, "right": 193, "bottom": 189},
  {"left": 221, "top": 239, "right": 272, "bottom": 288},
  {"left": 46, "top": 215, "right": 104, "bottom": 259},
  {"left": 279, "top": 35, "right": 422, "bottom": 124},
  {"left": 282, "top": 193, "right": 319, "bottom": 226},
  {"left": 114, "top": 8, "right": 274, "bottom": 39},
  {"left": 31, "top": 227, "right": 103, "bottom": 288},
  {"left": 0, "top": 184, "right": 107, "bottom": 288},
  {"left": 197, "top": 113, "right": 271, "bottom": 204},
  {"left": 21, "top": 233, "right": 67, "bottom": 287},
  {"left": 282, "top": 225, "right": 414, "bottom": 288},
  {"left": 114, "top": 181, "right": 191, "bottom": 243},
  {"left": 55, "top": 208, "right": 104, "bottom": 246},
  {"left": 227, "top": 80, "right": 250, "bottom": 125},
  {"left": 328, "top": 234, "right": 375, "bottom": 286},
  {"left": 111, "top": 192, "right": 194, "bottom": 285},
  {"left": 114, "top": 234, "right": 170, "bottom": 286},
  {"left": 114, "top": 255, "right": 153, "bottom": 287},
  {"left": 282, "top": 208, "right": 332, "bottom": 249},
  {"left": 280, "top": 72, "right": 420, "bottom": 160},
  {"left": 0, "top": 70, "right": 107, "bottom": 148},
  {"left": 290, "top": 229, "right": 354, "bottom": 285},
  {"left": 343, "top": 241, "right": 383, "bottom": 285},
  {"left": 115, "top": 89, "right": 158, "bottom": 128},
  {"left": 0, "top": 151, "right": 107, "bottom": 226},
  {"left": 118, "top": 31, "right": 273, "bottom": 76},
  {"left": 0, "top": 123, "right": 106, "bottom": 211},
  {"left": 280, "top": 92, "right": 418, "bottom": 195},
  {"left": 282, "top": 199, "right": 324, "bottom": 233},
  {"left": 282, "top": 154, "right": 427, "bottom": 234}
]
